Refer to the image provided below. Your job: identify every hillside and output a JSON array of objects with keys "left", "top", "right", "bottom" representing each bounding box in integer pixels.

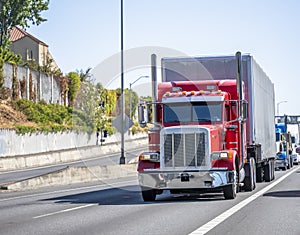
[
  {"left": 0, "top": 100, "right": 31, "bottom": 129},
  {"left": 0, "top": 99, "right": 98, "bottom": 135}
]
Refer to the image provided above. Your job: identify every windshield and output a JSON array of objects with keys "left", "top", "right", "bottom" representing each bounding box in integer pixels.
[{"left": 163, "top": 101, "right": 223, "bottom": 124}]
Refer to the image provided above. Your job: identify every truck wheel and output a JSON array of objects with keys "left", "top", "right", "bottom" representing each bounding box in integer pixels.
[
  {"left": 223, "top": 184, "right": 236, "bottom": 200},
  {"left": 244, "top": 158, "right": 256, "bottom": 191},
  {"left": 287, "top": 157, "right": 291, "bottom": 169},
  {"left": 282, "top": 166, "right": 287, "bottom": 171},
  {"left": 223, "top": 170, "right": 237, "bottom": 200},
  {"left": 141, "top": 187, "right": 156, "bottom": 201},
  {"left": 290, "top": 158, "right": 294, "bottom": 168}
]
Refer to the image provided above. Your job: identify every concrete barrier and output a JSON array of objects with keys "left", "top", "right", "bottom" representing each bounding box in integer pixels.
[
  {"left": 1, "top": 163, "right": 138, "bottom": 191},
  {"left": 0, "top": 137, "right": 147, "bottom": 171}
]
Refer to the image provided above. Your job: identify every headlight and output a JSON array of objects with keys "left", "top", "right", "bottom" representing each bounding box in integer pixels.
[
  {"left": 139, "top": 152, "right": 160, "bottom": 162},
  {"left": 211, "top": 152, "right": 232, "bottom": 160}
]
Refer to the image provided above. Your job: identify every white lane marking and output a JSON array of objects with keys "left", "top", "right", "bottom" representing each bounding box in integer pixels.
[
  {"left": 0, "top": 180, "right": 137, "bottom": 202},
  {"left": 33, "top": 204, "right": 95, "bottom": 219},
  {"left": 189, "top": 166, "right": 299, "bottom": 235}
]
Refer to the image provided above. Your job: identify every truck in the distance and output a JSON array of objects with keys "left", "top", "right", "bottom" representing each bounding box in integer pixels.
[
  {"left": 137, "top": 52, "right": 276, "bottom": 201},
  {"left": 275, "top": 115, "right": 300, "bottom": 166},
  {"left": 275, "top": 123, "right": 293, "bottom": 170}
]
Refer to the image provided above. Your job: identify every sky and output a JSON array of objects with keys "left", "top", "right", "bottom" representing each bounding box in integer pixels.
[{"left": 28, "top": 0, "right": 300, "bottom": 115}]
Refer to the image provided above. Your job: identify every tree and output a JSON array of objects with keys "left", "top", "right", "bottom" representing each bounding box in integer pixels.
[
  {"left": 0, "top": 0, "right": 49, "bottom": 48},
  {"left": 67, "top": 72, "right": 81, "bottom": 106},
  {"left": 114, "top": 88, "right": 139, "bottom": 118},
  {"left": 77, "top": 67, "right": 93, "bottom": 83}
]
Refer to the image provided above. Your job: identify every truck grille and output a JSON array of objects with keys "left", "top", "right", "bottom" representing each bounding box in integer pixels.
[{"left": 163, "top": 132, "right": 207, "bottom": 168}]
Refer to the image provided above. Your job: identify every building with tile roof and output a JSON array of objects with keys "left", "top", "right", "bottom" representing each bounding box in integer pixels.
[{"left": 9, "top": 26, "right": 60, "bottom": 72}]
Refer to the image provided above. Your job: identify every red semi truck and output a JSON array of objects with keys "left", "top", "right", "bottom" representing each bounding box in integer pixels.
[{"left": 137, "top": 52, "right": 276, "bottom": 201}]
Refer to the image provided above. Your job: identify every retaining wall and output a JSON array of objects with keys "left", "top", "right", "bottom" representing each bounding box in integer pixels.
[{"left": 0, "top": 129, "right": 147, "bottom": 157}]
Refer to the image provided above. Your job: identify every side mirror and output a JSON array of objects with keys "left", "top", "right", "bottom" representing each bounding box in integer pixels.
[{"left": 138, "top": 104, "right": 147, "bottom": 128}]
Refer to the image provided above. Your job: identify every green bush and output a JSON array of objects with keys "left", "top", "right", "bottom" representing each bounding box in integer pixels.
[
  {"left": 14, "top": 124, "right": 36, "bottom": 135},
  {"left": 13, "top": 99, "right": 98, "bottom": 134}
]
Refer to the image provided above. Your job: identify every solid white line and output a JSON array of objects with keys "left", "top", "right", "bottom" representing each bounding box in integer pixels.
[
  {"left": 189, "top": 166, "right": 299, "bottom": 235},
  {"left": 33, "top": 204, "right": 95, "bottom": 219},
  {"left": 0, "top": 179, "right": 137, "bottom": 202}
]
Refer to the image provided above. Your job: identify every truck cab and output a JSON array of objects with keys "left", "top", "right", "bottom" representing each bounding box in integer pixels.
[
  {"left": 138, "top": 80, "right": 246, "bottom": 201},
  {"left": 137, "top": 53, "right": 276, "bottom": 201},
  {"left": 275, "top": 123, "right": 293, "bottom": 170}
]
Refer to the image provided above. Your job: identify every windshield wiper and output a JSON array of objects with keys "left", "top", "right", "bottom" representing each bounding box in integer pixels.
[
  {"left": 167, "top": 119, "right": 180, "bottom": 123},
  {"left": 196, "top": 118, "right": 211, "bottom": 122}
]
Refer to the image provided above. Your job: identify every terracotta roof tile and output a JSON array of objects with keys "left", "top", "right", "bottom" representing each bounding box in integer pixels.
[{"left": 9, "top": 26, "right": 48, "bottom": 47}]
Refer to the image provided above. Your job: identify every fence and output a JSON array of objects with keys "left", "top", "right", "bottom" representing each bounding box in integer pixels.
[{"left": 3, "top": 62, "right": 62, "bottom": 104}]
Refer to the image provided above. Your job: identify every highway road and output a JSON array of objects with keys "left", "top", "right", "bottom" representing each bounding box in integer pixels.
[
  {"left": 0, "top": 165, "right": 299, "bottom": 235},
  {"left": 0, "top": 147, "right": 145, "bottom": 185}
]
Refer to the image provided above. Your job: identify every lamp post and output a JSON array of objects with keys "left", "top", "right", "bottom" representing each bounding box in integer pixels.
[
  {"left": 277, "top": 101, "right": 287, "bottom": 116},
  {"left": 129, "top": 75, "right": 149, "bottom": 121},
  {"left": 119, "top": 0, "right": 125, "bottom": 164}
]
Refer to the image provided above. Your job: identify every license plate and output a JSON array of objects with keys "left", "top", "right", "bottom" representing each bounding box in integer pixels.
[{"left": 181, "top": 173, "right": 190, "bottom": 182}]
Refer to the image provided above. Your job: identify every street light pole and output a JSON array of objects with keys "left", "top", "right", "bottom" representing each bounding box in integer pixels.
[
  {"left": 120, "top": 0, "right": 125, "bottom": 164},
  {"left": 277, "top": 101, "right": 287, "bottom": 116},
  {"left": 129, "top": 75, "right": 149, "bottom": 121}
]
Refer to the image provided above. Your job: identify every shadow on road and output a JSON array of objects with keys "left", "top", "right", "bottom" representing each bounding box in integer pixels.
[
  {"left": 39, "top": 185, "right": 226, "bottom": 205},
  {"left": 263, "top": 190, "right": 300, "bottom": 198}
]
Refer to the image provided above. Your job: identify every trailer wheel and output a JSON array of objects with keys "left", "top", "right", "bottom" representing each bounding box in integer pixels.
[
  {"left": 264, "top": 162, "right": 272, "bottom": 182},
  {"left": 141, "top": 187, "right": 156, "bottom": 201},
  {"left": 244, "top": 158, "right": 256, "bottom": 191},
  {"left": 270, "top": 159, "right": 275, "bottom": 180},
  {"left": 256, "top": 165, "right": 263, "bottom": 183}
]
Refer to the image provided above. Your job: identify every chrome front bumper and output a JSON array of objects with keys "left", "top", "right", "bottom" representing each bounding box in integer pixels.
[
  {"left": 138, "top": 170, "right": 235, "bottom": 190},
  {"left": 275, "top": 159, "right": 287, "bottom": 168}
]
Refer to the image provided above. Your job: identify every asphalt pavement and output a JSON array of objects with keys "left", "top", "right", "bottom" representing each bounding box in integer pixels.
[{"left": 0, "top": 166, "right": 299, "bottom": 235}]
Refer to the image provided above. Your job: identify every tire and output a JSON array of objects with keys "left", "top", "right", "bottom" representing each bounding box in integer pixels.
[
  {"left": 223, "top": 184, "right": 236, "bottom": 200},
  {"left": 256, "top": 165, "right": 263, "bottom": 183},
  {"left": 223, "top": 170, "right": 237, "bottom": 200},
  {"left": 244, "top": 158, "right": 256, "bottom": 191},
  {"left": 287, "top": 156, "right": 291, "bottom": 169},
  {"left": 264, "top": 162, "right": 272, "bottom": 182},
  {"left": 270, "top": 159, "right": 275, "bottom": 181},
  {"left": 290, "top": 158, "right": 294, "bottom": 168},
  {"left": 282, "top": 166, "right": 287, "bottom": 171},
  {"left": 141, "top": 187, "right": 156, "bottom": 201}
]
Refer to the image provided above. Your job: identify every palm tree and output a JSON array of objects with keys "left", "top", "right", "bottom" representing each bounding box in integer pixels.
[{"left": 77, "top": 67, "right": 93, "bottom": 83}]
